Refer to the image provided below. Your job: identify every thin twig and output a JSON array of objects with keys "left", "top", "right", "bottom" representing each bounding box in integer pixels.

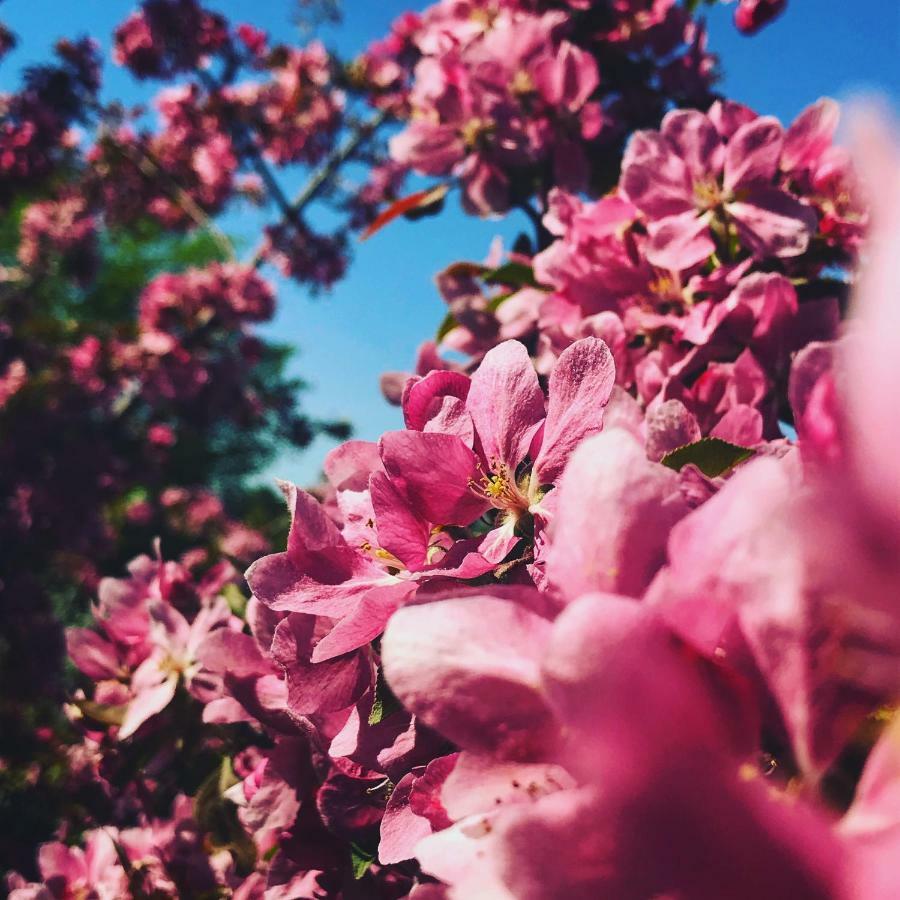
[
  {"left": 247, "top": 107, "right": 390, "bottom": 269},
  {"left": 94, "top": 112, "right": 236, "bottom": 260}
]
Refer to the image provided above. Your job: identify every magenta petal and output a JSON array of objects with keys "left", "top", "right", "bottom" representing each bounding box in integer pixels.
[
  {"left": 724, "top": 115, "right": 783, "bottom": 190},
  {"left": 841, "top": 719, "right": 900, "bottom": 896},
  {"left": 646, "top": 211, "right": 716, "bottom": 271},
  {"left": 660, "top": 109, "right": 724, "bottom": 182},
  {"left": 645, "top": 399, "right": 701, "bottom": 463},
  {"left": 270, "top": 613, "right": 371, "bottom": 713},
  {"left": 246, "top": 551, "right": 382, "bottom": 617},
  {"left": 380, "top": 430, "right": 486, "bottom": 525},
  {"left": 311, "top": 583, "right": 414, "bottom": 662},
  {"left": 403, "top": 370, "right": 471, "bottom": 432},
  {"left": 533, "top": 337, "right": 615, "bottom": 486},
  {"left": 381, "top": 595, "right": 556, "bottom": 757},
  {"left": 547, "top": 430, "right": 689, "bottom": 601},
  {"left": 379, "top": 771, "right": 433, "bottom": 865},
  {"left": 711, "top": 404, "right": 763, "bottom": 446},
  {"left": 370, "top": 471, "right": 430, "bottom": 570},
  {"left": 283, "top": 482, "right": 347, "bottom": 559},
  {"left": 620, "top": 131, "right": 694, "bottom": 218},
  {"left": 66, "top": 628, "right": 120, "bottom": 680},
  {"left": 531, "top": 40, "right": 598, "bottom": 111},
  {"left": 196, "top": 629, "right": 269, "bottom": 679},
  {"left": 728, "top": 187, "right": 817, "bottom": 258},
  {"left": 466, "top": 340, "right": 545, "bottom": 470}
]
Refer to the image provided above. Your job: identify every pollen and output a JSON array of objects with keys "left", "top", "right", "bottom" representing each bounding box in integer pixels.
[
  {"left": 510, "top": 69, "right": 535, "bottom": 96},
  {"left": 693, "top": 177, "right": 722, "bottom": 210},
  {"left": 468, "top": 458, "right": 528, "bottom": 512}
]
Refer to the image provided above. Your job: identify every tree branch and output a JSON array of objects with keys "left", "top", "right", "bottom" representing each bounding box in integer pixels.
[{"left": 247, "top": 107, "right": 390, "bottom": 269}]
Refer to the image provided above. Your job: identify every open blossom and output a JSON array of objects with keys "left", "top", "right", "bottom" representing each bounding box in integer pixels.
[
  {"left": 386, "top": 0, "right": 711, "bottom": 215},
  {"left": 7, "top": 829, "right": 127, "bottom": 900},
  {"left": 247, "top": 337, "right": 614, "bottom": 660},
  {"left": 620, "top": 101, "right": 818, "bottom": 269}
]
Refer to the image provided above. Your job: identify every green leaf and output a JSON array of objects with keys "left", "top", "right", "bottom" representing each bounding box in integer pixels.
[
  {"left": 660, "top": 437, "right": 756, "bottom": 478},
  {"left": 482, "top": 261, "right": 547, "bottom": 290},
  {"left": 73, "top": 698, "right": 127, "bottom": 726},
  {"left": 368, "top": 666, "right": 403, "bottom": 726},
  {"left": 222, "top": 582, "right": 248, "bottom": 618},
  {"left": 435, "top": 310, "right": 458, "bottom": 343},
  {"left": 193, "top": 758, "right": 258, "bottom": 873},
  {"left": 350, "top": 843, "right": 376, "bottom": 880}
]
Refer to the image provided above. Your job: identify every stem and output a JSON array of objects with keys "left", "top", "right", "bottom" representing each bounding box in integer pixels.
[{"left": 517, "top": 200, "right": 552, "bottom": 252}]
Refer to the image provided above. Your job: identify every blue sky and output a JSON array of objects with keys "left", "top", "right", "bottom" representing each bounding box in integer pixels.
[{"left": 2, "top": 0, "right": 898, "bottom": 484}]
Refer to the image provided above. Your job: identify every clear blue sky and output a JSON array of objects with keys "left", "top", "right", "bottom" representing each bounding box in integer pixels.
[{"left": 1, "top": 0, "right": 898, "bottom": 485}]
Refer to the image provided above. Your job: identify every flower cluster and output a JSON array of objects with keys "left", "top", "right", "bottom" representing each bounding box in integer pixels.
[
  {"left": 425, "top": 97, "right": 862, "bottom": 442},
  {"left": 24, "top": 2, "right": 900, "bottom": 899},
  {"left": 367, "top": 0, "right": 720, "bottom": 216}
]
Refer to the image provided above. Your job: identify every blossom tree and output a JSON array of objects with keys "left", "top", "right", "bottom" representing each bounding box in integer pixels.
[{"left": 13, "top": 1, "right": 900, "bottom": 898}]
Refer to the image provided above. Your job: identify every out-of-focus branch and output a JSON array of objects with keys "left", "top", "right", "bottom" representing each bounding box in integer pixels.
[
  {"left": 248, "top": 107, "right": 390, "bottom": 270},
  {"left": 95, "top": 117, "right": 237, "bottom": 260}
]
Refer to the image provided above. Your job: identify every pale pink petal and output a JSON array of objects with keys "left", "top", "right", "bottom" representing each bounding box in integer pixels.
[
  {"left": 728, "top": 187, "right": 817, "bottom": 258},
  {"left": 845, "top": 110, "right": 900, "bottom": 532},
  {"left": 646, "top": 210, "right": 716, "bottom": 270},
  {"left": 379, "top": 772, "right": 434, "bottom": 864},
  {"left": 382, "top": 595, "right": 556, "bottom": 757},
  {"left": 441, "top": 753, "right": 575, "bottom": 821},
  {"left": 324, "top": 441, "right": 383, "bottom": 492},
  {"left": 118, "top": 673, "right": 177, "bottom": 739},
  {"left": 547, "top": 430, "right": 688, "bottom": 601},
  {"left": 724, "top": 116, "right": 783, "bottom": 190},
  {"left": 532, "top": 337, "right": 615, "bottom": 486},
  {"left": 466, "top": 341, "right": 546, "bottom": 470}
]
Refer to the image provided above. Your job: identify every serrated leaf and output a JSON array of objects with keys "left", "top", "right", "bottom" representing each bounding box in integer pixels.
[
  {"left": 368, "top": 666, "right": 403, "bottom": 726},
  {"left": 482, "top": 261, "right": 547, "bottom": 290},
  {"left": 360, "top": 184, "right": 450, "bottom": 240},
  {"left": 660, "top": 437, "right": 755, "bottom": 478},
  {"left": 350, "top": 843, "right": 376, "bottom": 880}
]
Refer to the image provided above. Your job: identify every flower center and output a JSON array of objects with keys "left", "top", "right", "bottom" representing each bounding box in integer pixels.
[
  {"left": 469, "top": 458, "right": 530, "bottom": 513},
  {"left": 693, "top": 177, "right": 722, "bottom": 210},
  {"left": 510, "top": 69, "right": 535, "bottom": 96},
  {"left": 460, "top": 117, "right": 493, "bottom": 150}
]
